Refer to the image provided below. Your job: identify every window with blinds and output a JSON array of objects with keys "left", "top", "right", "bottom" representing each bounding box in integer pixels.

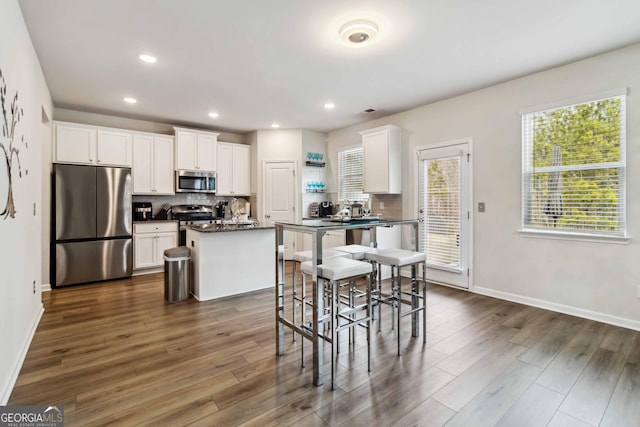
[
  {"left": 522, "top": 92, "right": 626, "bottom": 236},
  {"left": 338, "top": 147, "right": 368, "bottom": 202},
  {"left": 420, "top": 155, "right": 462, "bottom": 271}
]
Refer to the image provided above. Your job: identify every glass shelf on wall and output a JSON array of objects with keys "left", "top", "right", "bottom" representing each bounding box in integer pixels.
[
  {"left": 306, "top": 188, "right": 327, "bottom": 193},
  {"left": 305, "top": 161, "right": 325, "bottom": 167}
]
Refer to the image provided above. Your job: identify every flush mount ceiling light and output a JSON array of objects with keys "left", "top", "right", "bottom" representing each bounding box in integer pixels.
[
  {"left": 123, "top": 97, "right": 137, "bottom": 104},
  {"left": 271, "top": 123, "right": 280, "bottom": 129},
  {"left": 339, "top": 19, "right": 379, "bottom": 45},
  {"left": 208, "top": 112, "right": 219, "bottom": 118},
  {"left": 324, "top": 102, "right": 335, "bottom": 110},
  {"left": 138, "top": 54, "right": 157, "bottom": 64}
]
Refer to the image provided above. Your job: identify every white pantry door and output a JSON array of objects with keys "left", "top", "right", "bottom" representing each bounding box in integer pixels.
[
  {"left": 418, "top": 142, "right": 470, "bottom": 288},
  {"left": 264, "top": 161, "right": 297, "bottom": 258}
]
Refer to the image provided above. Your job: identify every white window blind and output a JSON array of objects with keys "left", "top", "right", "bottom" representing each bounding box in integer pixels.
[
  {"left": 338, "top": 147, "right": 368, "bottom": 202},
  {"left": 420, "top": 155, "right": 462, "bottom": 271},
  {"left": 522, "top": 94, "right": 626, "bottom": 236}
]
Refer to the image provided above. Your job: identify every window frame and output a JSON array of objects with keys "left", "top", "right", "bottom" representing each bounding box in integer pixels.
[
  {"left": 520, "top": 89, "right": 628, "bottom": 243},
  {"left": 337, "top": 144, "right": 369, "bottom": 203}
]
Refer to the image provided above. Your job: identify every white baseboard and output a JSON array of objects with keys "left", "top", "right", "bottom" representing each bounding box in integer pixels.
[
  {"left": 132, "top": 267, "right": 164, "bottom": 276},
  {"left": 474, "top": 286, "right": 640, "bottom": 332},
  {"left": 1, "top": 303, "right": 44, "bottom": 405},
  {"left": 42, "top": 283, "right": 51, "bottom": 292}
]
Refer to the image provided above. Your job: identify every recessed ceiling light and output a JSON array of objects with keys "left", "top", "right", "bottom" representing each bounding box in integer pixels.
[
  {"left": 123, "top": 97, "right": 137, "bottom": 104},
  {"left": 138, "top": 54, "right": 157, "bottom": 63},
  {"left": 271, "top": 123, "right": 280, "bottom": 129},
  {"left": 208, "top": 112, "right": 219, "bottom": 118},
  {"left": 324, "top": 103, "right": 335, "bottom": 110},
  {"left": 339, "top": 19, "right": 379, "bottom": 45}
]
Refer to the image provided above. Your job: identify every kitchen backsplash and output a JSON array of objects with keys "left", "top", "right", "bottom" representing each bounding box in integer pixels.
[
  {"left": 369, "top": 194, "right": 402, "bottom": 219},
  {"left": 133, "top": 194, "right": 251, "bottom": 217},
  {"left": 310, "top": 193, "right": 402, "bottom": 219},
  {"left": 136, "top": 192, "right": 400, "bottom": 220}
]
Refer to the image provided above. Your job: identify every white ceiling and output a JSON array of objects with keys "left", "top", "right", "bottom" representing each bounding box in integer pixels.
[{"left": 18, "top": 0, "right": 640, "bottom": 134}]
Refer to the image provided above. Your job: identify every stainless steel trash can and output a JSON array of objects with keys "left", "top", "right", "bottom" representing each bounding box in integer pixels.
[{"left": 164, "top": 246, "right": 190, "bottom": 303}]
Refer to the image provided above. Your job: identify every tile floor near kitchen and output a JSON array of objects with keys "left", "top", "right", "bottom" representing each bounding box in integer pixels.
[{"left": 9, "top": 266, "right": 640, "bottom": 426}]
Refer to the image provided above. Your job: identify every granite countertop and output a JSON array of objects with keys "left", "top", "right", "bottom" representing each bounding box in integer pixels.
[
  {"left": 133, "top": 219, "right": 178, "bottom": 224},
  {"left": 185, "top": 222, "right": 274, "bottom": 233}
]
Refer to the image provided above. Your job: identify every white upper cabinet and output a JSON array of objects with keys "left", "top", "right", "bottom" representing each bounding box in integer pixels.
[
  {"left": 360, "top": 125, "right": 402, "bottom": 194},
  {"left": 132, "top": 133, "right": 174, "bottom": 195},
  {"left": 54, "top": 121, "right": 132, "bottom": 167},
  {"left": 96, "top": 129, "right": 133, "bottom": 166},
  {"left": 216, "top": 142, "right": 250, "bottom": 196},
  {"left": 54, "top": 123, "right": 96, "bottom": 164},
  {"left": 174, "top": 127, "right": 219, "bottom": 171}
]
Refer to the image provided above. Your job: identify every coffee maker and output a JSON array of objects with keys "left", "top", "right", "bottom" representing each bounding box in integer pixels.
[
  {"left": 319, "top": 201, "right": 333, "bottom": 218},
  {"left": 133, "top": 202, "right": 152, "bottom": 221}
]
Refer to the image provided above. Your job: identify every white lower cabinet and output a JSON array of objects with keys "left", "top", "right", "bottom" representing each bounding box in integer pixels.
[
  {"left": 301, "top": 230, "right": 345, "bottom": 251},
  {"left": 133, "top": 222, "right": 178, "bottom": 270}
]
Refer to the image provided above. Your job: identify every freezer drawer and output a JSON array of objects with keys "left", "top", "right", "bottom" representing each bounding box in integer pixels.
[{"left": 55, "top": 239, "right": 132, "bottom": 286}]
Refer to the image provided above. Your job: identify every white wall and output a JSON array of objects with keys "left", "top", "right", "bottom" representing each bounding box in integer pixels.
[
  {"left": 327, "top": 44, "right": 640, "bottom": 330},
  {"left": 0, "top": 0, "right": 53, "bottom": 404}
]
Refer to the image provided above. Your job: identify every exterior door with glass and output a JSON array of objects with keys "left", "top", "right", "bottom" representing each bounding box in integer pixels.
[{"left": 418, "top": 141, "right": 470, "bottom": 288}]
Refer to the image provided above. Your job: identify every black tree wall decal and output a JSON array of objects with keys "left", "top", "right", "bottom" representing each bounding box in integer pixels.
[{"left": 0, "top": 68, "right": 27, "bottom": 220}]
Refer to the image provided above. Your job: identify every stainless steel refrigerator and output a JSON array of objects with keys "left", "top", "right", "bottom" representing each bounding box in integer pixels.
[{"left": 53, "top": 164, "right": 133, "bottom": 287}]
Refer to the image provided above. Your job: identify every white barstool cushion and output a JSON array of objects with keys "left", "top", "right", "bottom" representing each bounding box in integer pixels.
[
  {"left": 365, "top": 248, "right": 426, "bottom": 267},
  {"left": 292, "top": 249, "right": 349, "bottom": 262},
  {"left": 301, "top": 258, "right": 373, "bottom": 281},
  {"left": 333, "top": 244, "right": 372, "bottom": 260}
]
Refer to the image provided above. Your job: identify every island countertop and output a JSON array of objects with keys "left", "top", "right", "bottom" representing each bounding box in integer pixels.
[{"left": 185, "top": 221, "right": 274, "bottom": 233}]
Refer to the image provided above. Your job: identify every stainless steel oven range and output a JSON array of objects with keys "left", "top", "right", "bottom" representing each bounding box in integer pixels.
[{"left": 171, "top": 204, "right": 221, "bottom": 245}]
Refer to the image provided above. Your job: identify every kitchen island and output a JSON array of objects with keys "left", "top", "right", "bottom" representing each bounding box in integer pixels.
[{"left": 186, "top": 222, "right": 275, "bottom": 301}]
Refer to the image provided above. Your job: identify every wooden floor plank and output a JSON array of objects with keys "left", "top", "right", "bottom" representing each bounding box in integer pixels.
[
  {"left": 558, "top": 347, "right": 627, "bottom": 425},
  {"left": 535, "top": 320, "right": 608, "bottom": 394},
  {"left": 442, "top": 359, "right": 542, "bottom": 427},
  {"left": 436, "top": 324, "right": 519, "bottom": 376},
  {"left": 432, "top": 341, "right": 527, "bottom": 412},
  {"left": 517, "top": 315, "right": 585, "bottom": 368},
  {"left": 599, "top": 363, "right": 640, "bottom": 427},
  {"left": 547, "top": 411, "right": 596, "bottom": 427},
  {"left": 393, "top": 397, "right": 456, "bottom": 427},
  {"left": 7, "top": 270, "right": 639, "bottom": 426},
  {"left": 494, "top": 383, "right": 564, "bottom": 427}
]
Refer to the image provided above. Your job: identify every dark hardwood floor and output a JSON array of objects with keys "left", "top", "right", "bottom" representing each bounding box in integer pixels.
[{"left": 9, "top": 266, "right": 640, "bottom": 426}]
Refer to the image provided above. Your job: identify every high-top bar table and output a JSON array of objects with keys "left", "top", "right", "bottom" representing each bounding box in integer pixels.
[{"left": 275, "top": 218, "right": 420, "bottom": 386}]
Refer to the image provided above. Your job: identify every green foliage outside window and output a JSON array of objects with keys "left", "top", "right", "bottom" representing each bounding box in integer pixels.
[{"left": 525, "top": 96, "right": 625, "bottom": 234}]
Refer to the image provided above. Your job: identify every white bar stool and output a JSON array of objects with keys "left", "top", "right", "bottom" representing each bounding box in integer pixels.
[
  {"left": 364, "top": 248, "right": 427, "bottom": 356},
  {"left": 333, "top": 244, "right": 375, "bottom": 338},
  {"left": 292, "top": 249, "right": 349, "bottom": 340},
  {"left": 332, "top": 244, "right": 373, "bottom": 260},
  {"left": 301, "top": 257, "right": 373, "bottom": 390}
]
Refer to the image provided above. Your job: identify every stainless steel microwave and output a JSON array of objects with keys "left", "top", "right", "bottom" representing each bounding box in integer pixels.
[{"left": 175, "top": 170, "right": 216, "bottom": 193}]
